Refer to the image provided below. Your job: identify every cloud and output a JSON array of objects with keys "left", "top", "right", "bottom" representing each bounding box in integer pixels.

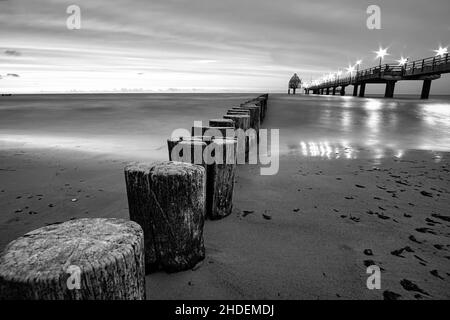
[
  {"left": 0, "top": 0, "right": 449, "bottom": 93},
  {"left": 4, "top": 49, "right": 21, "bottom": 56}
]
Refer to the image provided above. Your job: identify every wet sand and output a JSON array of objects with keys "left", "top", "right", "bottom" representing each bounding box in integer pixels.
[{"left": 0, "top": 146, "right": 449, "bottom": 300}]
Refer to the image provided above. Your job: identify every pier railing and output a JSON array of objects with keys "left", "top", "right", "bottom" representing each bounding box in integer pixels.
[{"left": 310, "top": 53, "right": 450, "bottom": 90}]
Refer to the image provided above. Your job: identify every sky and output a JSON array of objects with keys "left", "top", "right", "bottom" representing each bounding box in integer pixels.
[{"left": 0, "top": 0, "right": 449, "bottom": 94}]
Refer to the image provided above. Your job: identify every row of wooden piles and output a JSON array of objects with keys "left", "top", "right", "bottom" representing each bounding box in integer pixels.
[{"left": 0, "top": 94, "right": 269, "bottom": 300}]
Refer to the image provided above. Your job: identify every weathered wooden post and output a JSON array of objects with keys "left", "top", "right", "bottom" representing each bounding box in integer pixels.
[
  {"left": 0, "top": 218, "right": 145, "bottom": 300},
  {"left": 223, "top": 114, "right": 250, "bottom": 163},
  {"left": 238, "top": 104, "right": 261, "bottom": 132},
  {"left": 223, "top": 114, "right": 250, "bottom": 130},
  {"left": 209, "top": 118, "right": 234, "bottom": 128},
  {"left": 192, "top": 125, "right": 234, "bottom": 138},
  {"left": 125, "top": 161, "right": 206, "bottom": 273},
  {"left": 227, "top": 109, "right": 250, "bottom": 116},
  {"left": 205, "top": 138, "right": 237, "bottom": 219}
]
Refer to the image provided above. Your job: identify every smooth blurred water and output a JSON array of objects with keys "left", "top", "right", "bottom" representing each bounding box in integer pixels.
[
  {"left": 265, "top": 94, "right": 450, "bottom": 161},
  {"left": 0, "top": 93, "right": 255, "bottom": 160},
  {"left": 1, "top": 93, "right": 450, "bottom": 161}
]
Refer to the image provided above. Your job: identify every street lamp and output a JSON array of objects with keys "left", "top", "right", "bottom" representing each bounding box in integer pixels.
[
  {"left": 355, "top": 60, "right": 362, "bottom": 80},
  {"left": 336, "top": 70, "right": 342, "bottom": 83},
  {"left": 375, "top": 47, "right": 389, "bottom": 66},
  {"left": 434, "top": 46, "right": 448, "bottom": 57},
  {"left": 397, "top": 57, "right": 408, "bottom": 66},
  {"left": 346, "top": 65, "right": 355, "bottom": 82}
]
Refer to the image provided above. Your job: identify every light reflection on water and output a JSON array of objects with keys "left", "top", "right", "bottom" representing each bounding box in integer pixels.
[{"left": 277, "top": 95, "right": 450, "bottom": 161}]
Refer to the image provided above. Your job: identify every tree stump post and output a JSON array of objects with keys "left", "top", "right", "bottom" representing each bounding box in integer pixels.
[
  {"left": 223, "top": 114, "right": 251, "bottom": 163},
  {"left": 227, "top": 109, "right": 250, "bottom": 116},
  {"left": 124, "top": 161, "right": 206, "bottom": 273},
  {"left": 0, "top": 218, "right": 146, "bottom": 300},
  {"left": 209, "top": 118, "right": 235, "bottom": 128},
  {"left": 206, "top": 138, "right": 237, "bottom": 219},
  {"left": 192, "top": 126, "right": 235, "bottom": 139},
  {"left": 223, "top": 114, "right": 250, "bottom": 131},
  {"left": 236, "top": 104, "right": 260, "bottom": 133}
]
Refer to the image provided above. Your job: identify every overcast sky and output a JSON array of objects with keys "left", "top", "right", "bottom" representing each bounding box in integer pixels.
[{"left": 0, "top": 0, "right": 449, "bottom": 93}]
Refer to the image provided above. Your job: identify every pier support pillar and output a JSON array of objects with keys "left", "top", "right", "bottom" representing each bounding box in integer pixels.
[
  {"left": 359, "top": 83, "right": 366, "bottom": 97},
  {"left": 384, "top": 81, "right": 396, "bottom": 98},
  {"left": 320, "top": 88, "right": 324, "bottom": 95},
  {"left": 420, "top": 80, "right": 432, "bottom": 99},
  {"left": 332, "top": 87, "right": 336, "bottom": 95},
  {"left": 326, "top": 88, "right": 330, "bottom": 95},
  {"left": 340, "top": 86, "right": 346, "bottom": 96},
  {"left": 353, "top": 85, "right": 358, "bottom": 96}
]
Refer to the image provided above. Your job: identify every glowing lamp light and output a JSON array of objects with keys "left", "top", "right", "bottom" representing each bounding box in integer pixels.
[
  {"left": 397, "top": 57, "right": 408, "bottom": 66},
  {"left": 355, "top": 60, "right": 362, "bottom": 65},
  {"left": 346, "top": 65, "right": 355, "bottom": 74},
  {"left": 375, "top": 47, "right": 389, "bottom": 60},
  {"left": 434, "top": 46, "right": 448, "bottom": 57}
]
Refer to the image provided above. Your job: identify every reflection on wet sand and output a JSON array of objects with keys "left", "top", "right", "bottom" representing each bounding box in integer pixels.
[{"left": 296, "top": 140, "right": 394, "bottom": 160}]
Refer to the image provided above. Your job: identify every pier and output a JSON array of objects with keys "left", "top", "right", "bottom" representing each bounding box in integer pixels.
[{"left": 305, "top": 53, "right": 450, "bottom": 99}]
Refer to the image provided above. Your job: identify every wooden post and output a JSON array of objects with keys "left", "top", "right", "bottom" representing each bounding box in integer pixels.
[
  {"left": 223, "top": 114, "right": 251, "bottom": 163},
  {"left": 205, "top": 138, "right": 237, "bottom": 219},
  {"left": 209, "top": 118, "right": 234, "bottom": 128},
  {"left": 192, "top": 126, "right": 234, "bottom": 139},
  {"left": 237, "top": 104, "right": 260, "bottom": 133},
  {"left": 223, "top": 114, "right": 250, "bottom": 130},
  {"left": 227, "top": 109, "right": 250, "bottom": 116},
  {"left": 124, "top": 161, "right": 206, "bottom": 273},
  {"left": 340, "top": 86, "right": 346, "bottom": 96},
  {"left": 0, "top": 218, "right": 145, "bottom": 300}
]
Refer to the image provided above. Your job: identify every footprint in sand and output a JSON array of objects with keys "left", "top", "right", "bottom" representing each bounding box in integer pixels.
[
  {"left": 431, "top": 213, "right": 450, "bottom": 222},
  {"left": 416, "top": 227, "right": 437, "bottom": 235},
  {"left": 363, "top": 249, "right": 373, "bottom": 256},
  {"left": 383, "top": 290, "right": 402, "bottom": 300},
  {"left": 262, "top": 213, "right": 272, "bottom": 220},
  {"left": 413, "top": 255, "right": 427, "bottom": 265},
  {"left": 408, "top": 235, "right": 422, "bottom": 244},
  {"left": 430, "top": 270, "right": 444, "bottom": 280},
  {"left": 391, "top": 246, "right": 414, "bottom": 258},
  {"left": 420, "top": 190, "right": 433, "bottom": 197},
  {"left": 376, "top": 213, "right": 390, "bottom": 220},
  {"left": 400, "top": 279, "right": 429, "bottom": 296},
  {"left": 242, "top": 210, "right": 254, "bottom": 217}
]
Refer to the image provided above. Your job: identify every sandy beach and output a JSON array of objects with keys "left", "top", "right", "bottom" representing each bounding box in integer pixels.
[{"left": 1, "top": 94, "right": 449, "bottom": 299}]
